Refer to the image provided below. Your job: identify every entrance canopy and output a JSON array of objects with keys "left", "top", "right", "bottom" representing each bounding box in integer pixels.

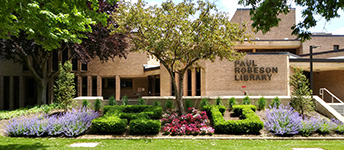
[{"left": 290, "top": 57, "right": 344, "bottom": 72}]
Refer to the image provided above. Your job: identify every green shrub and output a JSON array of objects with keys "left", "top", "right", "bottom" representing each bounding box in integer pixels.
[
  {"left": 82, "top": 99, "right": 90, "bottom": 108},
  {"left": 271, "top": 97, "right": 281, "bottom": 108},
  {"left": 232, "top": 105, "right": 257, "bottom": 117},
  {"left": 336, "top": 125, "right": 344, "bottom": 134},
  {"left": 122, "top": 96, "right": 129, "bottom": 106},
  {"left": 165, "top": 100, "right": 173, "bottom": 110},
  {"left": 129, "top": 119, "right": 161, "bottom": 135},
  {"left": 109, "top": 96, "right": 116, "bottom": 106},
  {"left": 199, "top": 98, "right": 209, "bottom": 109},
  {"left": 243, "top": 96, "right": 250, "bottom": 105},
  {"left": 207, "top": 105, "right": 263, "bottom": 134},
  {"left": 94, "top": 99, "right": 102, "bottom": 112},
  {"left": 91, "top": 116, "right": 127, "bottom": 134},
  {"left": 103, "top": 105, "right": 162, "bottom": 120},
  {"left": 228, "top": 97, "right": 236, "bottom": 111},
  {"left": 185, "top": 99, "right": 193, "bottom": 109},
  {"left": 203, "top": 105, "right": 226, "bottom": 116},
  {"left": 258, "top": 97, "right": 266, "bottom": 110},
  {"left": 138, "top": 97, "right": 146, "bottom": 105},
  {"left": 215, "top": 97, "right": 223, "bottom": 105},
  {"left": 153, "top": 101, "right": 161, "bottom": 107}
]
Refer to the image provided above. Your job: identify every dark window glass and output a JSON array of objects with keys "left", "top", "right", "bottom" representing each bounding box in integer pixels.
[
  {"left": 3, "top": 76, "right": 10, "bottom": 110},
  {"left": 74, "top": 76, "right": 78, "bottom": 97},
  {"left": 196, "top": 68, "right": 201, "bottom": 96},
  {"left": 62, "top": 50, "right": 68, "bottom": 64},
  {"left": 81, "top": 63, "right": 88, "bottom": 71},
  {"left": 121, "top": 78, "right": 133, "bottom": 88},
  {"left": 52, "top": 51, "right": 58, "bottom": 71},
  {"left": 13, "top": 76, "right": 19, "bottom": 109},
  {"left": 92, "top": 77, "right": 97, "bottom": 96},
  {"left": 334, "top": 45, "right": 339, "bottom": 50},
  {"left": 72, "top": 58, "right": 78, "bottom": 71},
  {"left": 187, "top": 69, "right": 192, "bottom": 96},
  {"left": 82, "top": 76, "right": 87, "bottom": 96}
]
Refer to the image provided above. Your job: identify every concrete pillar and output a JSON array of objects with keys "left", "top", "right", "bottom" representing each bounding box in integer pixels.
[
  {"left": 191, "top": 69, "right": 196, "bottom": 96},
  {"left": 183, "top": 72, "right": 188, "bottom": 96},
  {"left": 9, "top": 76, "right": 14, "bottom": 110},
  {"left": 115, "top": 75, "right": 121, "bottom": 100},
  {"left": 97, "top": 76, "right": 102, "bottom": 96},
  {"left": 19, "top": 76, "right": 25, "bottom": 107},
  {"left": 78, "top": 76, "right": 82, "bottom": 96},
  {"left": 0, "top": 76, "right": 3, "bottom": 110},
  {"left": 87, "top": 76, "right": 92, "bottom": 96}
]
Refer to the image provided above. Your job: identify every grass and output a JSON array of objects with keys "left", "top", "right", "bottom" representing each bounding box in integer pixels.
[{"left": 0, "top": 137, "right": 344, "bottom": 150}]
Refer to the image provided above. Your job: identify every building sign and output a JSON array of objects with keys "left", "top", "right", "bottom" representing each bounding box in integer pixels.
[{"left": 234, "top": 60, "right": 278, "bottom": 81}]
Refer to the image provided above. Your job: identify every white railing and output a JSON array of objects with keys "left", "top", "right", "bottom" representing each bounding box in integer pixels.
[{"left": 319, "top": 88, "right": 344, "bottom": 115}]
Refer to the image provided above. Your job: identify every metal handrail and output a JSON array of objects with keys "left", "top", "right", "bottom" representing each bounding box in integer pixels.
[{"left": 319, "top": 88, "right": 344, "bottom": 105}]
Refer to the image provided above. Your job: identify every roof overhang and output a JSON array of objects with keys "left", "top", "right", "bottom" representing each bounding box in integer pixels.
[
  {"left": 290, "top": 58, "right": 344, "bottom": 72},
  {"left": 235, "top": 40, "right": 302, "bottom": 50}
]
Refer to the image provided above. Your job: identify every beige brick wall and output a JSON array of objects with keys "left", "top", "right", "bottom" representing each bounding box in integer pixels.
[
  {"left": 314, "top": 70, "right": 344, "bottom": 101},
  {"left": 301, "top": 36, "right": 344, "bottom": 55},
  {"left": 230, "top": 9, "right": 297, "bottom": 40}
]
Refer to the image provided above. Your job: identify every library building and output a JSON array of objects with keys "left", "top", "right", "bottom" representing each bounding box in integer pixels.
[{"left": 0, "top": 8, "right": 344, "bottom": 110}]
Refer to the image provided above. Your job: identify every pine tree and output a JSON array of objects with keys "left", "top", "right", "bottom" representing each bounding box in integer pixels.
[
  {"left": 54, "top": 61, "right": 76, "bottom": 111},
  {"left": 289, "top": 68, "right": 314, "bottom": 116}
]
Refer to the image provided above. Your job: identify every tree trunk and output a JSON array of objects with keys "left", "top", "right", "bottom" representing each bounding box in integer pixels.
[
  {"left": 175, "top": 72, "right": 186, "bottom": 115},
  {"left": 37, "top": 80, "right": 48, "bottom": 105}
]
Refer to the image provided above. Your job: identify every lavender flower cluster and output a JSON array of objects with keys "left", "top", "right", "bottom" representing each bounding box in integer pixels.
[
  {"left": 265, "top": 104, "right": 343, "bottom": 136},
  {"left": 6, "top": 108, "right": 99, "bottom": 137}
]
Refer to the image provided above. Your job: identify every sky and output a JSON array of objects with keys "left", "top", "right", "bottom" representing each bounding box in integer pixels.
[{"left": 128, "top": 0, "right": 344, "bottom": 35}]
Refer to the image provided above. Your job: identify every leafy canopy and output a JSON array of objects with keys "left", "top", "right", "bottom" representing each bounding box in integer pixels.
[
  {"left": 239, "top": 0, "right": 344, "bottom": 41},
  {"left": 111, "top": 0, "right": 249, "bottom": 72},
  {"left": 0, "top": 0, "right": 117, "bottom": 50}
]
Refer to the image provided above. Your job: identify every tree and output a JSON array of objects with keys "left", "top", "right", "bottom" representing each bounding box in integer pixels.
[
  {"left": 239, "top": 0, "right": 344, "bottom": 41},
  {"left": 0, "top": 0, "right": 127, "bottom": 105},
  {"left": 54, "top": 62, "right": 76, "bottom": 111},
  {"left": 111, "top": 0, "right": 249, "bottom": 114},
  {"left": 289, "top": 68, "right": 314, "bottom": 117}
]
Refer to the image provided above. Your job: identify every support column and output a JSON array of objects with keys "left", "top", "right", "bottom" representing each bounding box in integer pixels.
[
  {"left": 78, "top": 76, "right": 82, "bottom": 96},
  {"left": 87, "top": 76, "right": 92, "bottom": 96},
  {"left": 115, "top": 75, "right": 121, "bottom": 101},
  {"left": 0, "top": 76, "right": 3, "bottom": 110},
  {"left": 191, "top": 69, "right": 196, "bottom": 96},
  {"left": 19, "top": 76, "right": 25, "bottom": 107},
  {"left": 9, "top": 76, "right": 14, "bottom": 110},
  {"left": 183, "top": 72, "right": 188, "bottom": 96},
  {"left": 252, "top": 48, "right": 256, "bottom": 53},
  {"left": 97, "top": 76, "right": 102, "bottom": 96}
]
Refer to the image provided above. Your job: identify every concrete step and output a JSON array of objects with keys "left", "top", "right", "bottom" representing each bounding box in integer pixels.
[{"left": 328, "top": 103, "right": 344, "bottom": 116}]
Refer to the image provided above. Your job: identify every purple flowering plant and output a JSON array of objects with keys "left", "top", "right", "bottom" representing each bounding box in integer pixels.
[
  {"left": 6, "top": 107, "right": 98, "bottom": 137},
  {"left": 161, "top": 107, "right": 214, "bottom": 135}
]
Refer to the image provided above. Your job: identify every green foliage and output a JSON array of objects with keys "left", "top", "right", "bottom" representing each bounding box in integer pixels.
[
  {"left": 137, "top": 97, "right": 146, "bottom": 105},
  {"left": 129, "top": 119, "right": 161, "bottom": 135},
  {"left": 289, "top": 68, "right": 314, "bottom": 116},
  {"left": 228, "top": 97, "right": 236, "bottom": 111},
  {"left": 96, "top": 105, "right": 163, "bottom": 135},
  {"left": 239, "top": 0, "right": 344, "bottom": 41},
  {"left": 242, "top": 96, "right": 250, "bottom": 105},
  {"left": 271, "top": 97, "right": 281, "bottom": 108},
  {"left": 0, "top": 104, "right": 59, "bottom": 120},
  {"left": 232, "top": 105, "right": 257, "bottom": 117},
  {"left": 91, "top": 116, "right": 127, "bottom": 134},
  {"left": 215, "top": 97, "right": 223, "bottom": 105},
  {"left": 153, "top": 101, "right": 161, "bottom": 107},
  {"left": 82, "top": 100, "right": 90, "bottom": 108},
  {"left": 94, "top": 99, "right": 102, "bottom": 112},
  {"left": 122, "top": 96, "right": 129, "bottom": 106},
  {"left": 203, "top": 105, "right": 226, "bottom": 116},
  {"left": 109, "top": 96, "right": 116, "bottom": 106},
  {"left": 54, "top": 62, "right": 75, "bottom": 111},
  {"left": 165, "top": 100, "right": 173, "bottom": 110},
  {"left": 258, "top": 97, "right": 266, "bottom": 110},
  {"left": 199, "top": 98, "right": 209, "bottom": 109},
  {"left": 0, "top": 0, "right": 116, "bottom": 50},
  {"left": 185, "top": 99, "right": 193, "bottom": 109},
  {"left": 112, "top": 0, "right": 249, "bottom": 114},
  {"left": 206, "top": 105, "right": 263, "bottom": 134}
]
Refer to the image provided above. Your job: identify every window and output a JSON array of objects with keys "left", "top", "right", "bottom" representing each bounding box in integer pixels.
[
  {"left": 334, "top": 45, "right": 339, "bottom": 50},
  {"left": 121, "top": 79, "right": 133, "bottom": 88},
  {"left": 72, "top": 58, "right": 78, "bottom": 71},
  {"left": 81, "top": 63, "right": 88, "bottom": 71}
]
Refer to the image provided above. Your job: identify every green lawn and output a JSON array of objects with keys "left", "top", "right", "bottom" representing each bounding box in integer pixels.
[{"left": 1, "top": 137, "right": 344, "bottom": 150}]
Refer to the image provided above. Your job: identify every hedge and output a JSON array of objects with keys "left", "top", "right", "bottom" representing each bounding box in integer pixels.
[
  {"left": 91, "top": 116, "right": 127, "bottom": 134},
  {"left": 129, "top": 119, "right": 161, "bottom": 135},
  {"left": 93, "top": 105, "right": 162, "bottom": 135},
  {"left": 207, "top": 105, "right": 263, "bottom": 134}
]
